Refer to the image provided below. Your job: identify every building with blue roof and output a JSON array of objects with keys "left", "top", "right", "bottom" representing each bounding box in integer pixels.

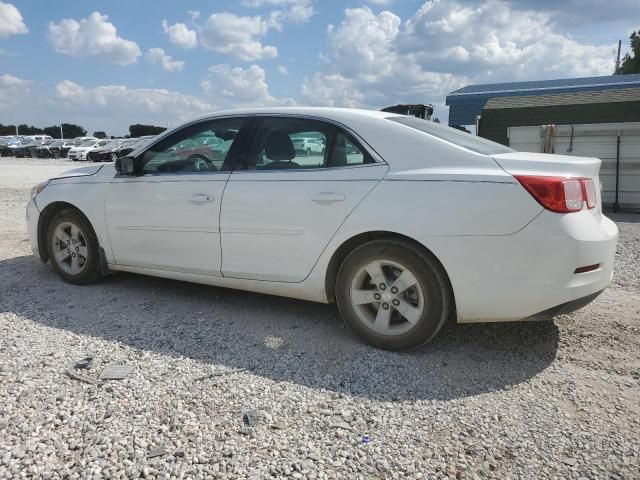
[{"left": 446, "top": 74, "right": 640, "bottom": 127}]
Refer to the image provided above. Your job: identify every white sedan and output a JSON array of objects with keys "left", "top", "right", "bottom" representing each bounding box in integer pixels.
[
  {"left": 67, "top": 139, "right": 104, "bottom": 161},
  {"left": 26, "top": 108, "right": 618, "bottom": 350}
]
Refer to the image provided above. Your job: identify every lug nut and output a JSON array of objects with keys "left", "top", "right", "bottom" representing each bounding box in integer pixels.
[
  {"left": 379, "top": 284, "right": 387, "bottom": 290},
  {"left": 382, "top": 303, "right": 389, "bottom": 310},
  {"left": 373, "top": 293, "right": 381, "bottom": 300},
  {"left": 75, "top": 247, "right": 79, "bottom": 252},
  {"left": 392, "top": 299, "right": 400, "bottom": 307},
  {"left": 390, "top": 286, "right": 398, "bottom": 294}
]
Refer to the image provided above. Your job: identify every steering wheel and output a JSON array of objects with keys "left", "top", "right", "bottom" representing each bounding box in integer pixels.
[{"left": 187, "top": 154, "right": 217, "bottom": 171}]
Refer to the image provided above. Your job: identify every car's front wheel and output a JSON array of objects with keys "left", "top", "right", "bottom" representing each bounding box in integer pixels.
[
  {"left": 335, "top": 239, "right": 452, "bottom": 351},
  {"left": 46, "top": 209, "right": 103, "bottom": 285}
]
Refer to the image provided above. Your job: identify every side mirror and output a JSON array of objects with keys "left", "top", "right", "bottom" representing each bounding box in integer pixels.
[{"left": 115, "top": 155, "right": 139, "bottom": 175}]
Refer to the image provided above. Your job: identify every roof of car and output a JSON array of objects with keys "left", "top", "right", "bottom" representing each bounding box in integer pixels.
[{"left": 192, "top": 107, "right": 400, "bottom": 123}]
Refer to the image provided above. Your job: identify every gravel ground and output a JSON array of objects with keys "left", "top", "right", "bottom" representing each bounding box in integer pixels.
[{"left": 1, "top": 157, "right": 639, "bottom": 479}]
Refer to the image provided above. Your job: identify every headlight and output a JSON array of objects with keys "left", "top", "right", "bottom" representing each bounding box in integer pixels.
[{"left": 31, "top": 180, "right": 50, "bottom": 199}]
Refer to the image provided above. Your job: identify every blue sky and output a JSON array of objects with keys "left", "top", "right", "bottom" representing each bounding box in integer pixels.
[{"left": 0, "top": 0, "right": 637, "bottom": 135}]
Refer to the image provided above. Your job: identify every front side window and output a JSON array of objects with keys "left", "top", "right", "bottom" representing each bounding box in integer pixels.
[{"left": 140, "top": 118, "right": 245, "bottom": 174}]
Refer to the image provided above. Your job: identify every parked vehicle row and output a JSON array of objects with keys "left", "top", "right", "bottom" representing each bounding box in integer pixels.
[{"left": 0, "top": 135, "right": 154, "bottom": 161}]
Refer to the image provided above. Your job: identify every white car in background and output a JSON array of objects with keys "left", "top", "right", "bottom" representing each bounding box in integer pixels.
[
  {"left": 26, "top": 108, "right": 618, "bottom": 350},
  {"left": 292, "top": 137, "right": 325, "bottom": 156},
  {"left": 67, "top": 139, "right": 103, "bottom": 161}
]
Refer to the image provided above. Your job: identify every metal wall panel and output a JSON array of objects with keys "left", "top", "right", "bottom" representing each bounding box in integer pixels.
[{"left": 508, "top": 123, "right": 640, "bottom": 210}]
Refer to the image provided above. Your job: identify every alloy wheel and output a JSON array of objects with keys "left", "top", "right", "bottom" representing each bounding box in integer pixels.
[
  {"left": 51, "top": 221, "right": 89, "bottom": 275},
  {"left": 349, "top": 259, "right": 425, "bottom": 335}
]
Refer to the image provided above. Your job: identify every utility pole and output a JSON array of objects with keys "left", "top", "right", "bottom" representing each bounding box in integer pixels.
[
  {"left": 15, "top": 125, "right": 18, "bottom": 136},
  {"left": 614, "top": 40, "right": 622, "bottom": 74},
  {"left": 60, "top": 124, "right": 64, "bottom": 140}
]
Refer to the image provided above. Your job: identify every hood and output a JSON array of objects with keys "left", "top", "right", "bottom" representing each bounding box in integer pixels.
[{"left": 53, "top": 165, "right": 103, "bottom": 179}]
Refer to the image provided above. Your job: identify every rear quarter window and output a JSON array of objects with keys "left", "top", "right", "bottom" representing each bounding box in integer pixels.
[{"left": 388, "top": 116, "right": 514, "bottom": 156}]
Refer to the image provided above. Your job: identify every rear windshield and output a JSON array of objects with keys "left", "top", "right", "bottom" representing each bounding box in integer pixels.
[{"left": 388, "top": 116, "right": 514, "bottom": 155}]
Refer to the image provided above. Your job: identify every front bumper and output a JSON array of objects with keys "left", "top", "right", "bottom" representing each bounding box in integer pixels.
[
  {"left": 26, "top": 198, "right": 41, "bottom": 258},
  {"left": 69, "top": 151, "right": 87, "bottom": 160}
]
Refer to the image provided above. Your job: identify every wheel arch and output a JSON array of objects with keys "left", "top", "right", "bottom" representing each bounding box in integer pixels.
[
  {"left": 37, "top": 201, "right": 95, "bottom": 262},
  {"left": 324, "top": 231, "right": 455, "bottom": 308}
]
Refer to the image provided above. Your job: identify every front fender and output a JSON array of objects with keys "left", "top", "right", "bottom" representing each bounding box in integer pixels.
[{"left": 34, "top": 181, "right": 114, "bottom": 264}]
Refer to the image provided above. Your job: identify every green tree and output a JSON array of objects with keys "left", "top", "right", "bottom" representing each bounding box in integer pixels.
[
  {"left": 129, "top": 124, "right": 167, "bottom": 137},
  {"left": 0, "top": 124, "right": 17, "bottom": 135},
  {"left": 42, "top": 124, "right": 86, "bottom": 139},
  {"left": 618, "top": 30, "right": 640, "bottom": 74},
  {"left": 17, "top": 124, "right": 44, "bottom": 135}
]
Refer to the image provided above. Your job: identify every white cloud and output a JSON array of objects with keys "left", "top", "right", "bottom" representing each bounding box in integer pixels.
[
  {"left": 146, "top": 48, "right": 185, "bottom": 72},
  {"left": 203, "top": 64, "right": 295, "bottom": 107},
  {"left": 200, "top": 13, "right": 277, "bottom": 61},
  {"left": 53, "top": 80, "right": 213, "bottom": 132},
  {"left": 401, "top": 0, "right": 612, "bottom": 78},
  {"left": 277, "top": 65, "right": 289, "bottom": 75},
  {"left": 242, "top": 0, "right": 315, "bottom": 24},
  {"left": 0, "top": 74, "right": 30, "bottom": 110},
  {"left": 55, "top": 80, "right": 211, "bottom": 114},
  {"left": 302, "top": 1, "right": 614, "bottom": 113},
  {"left": 203, "top": 64, "right": 273, "bottom": 104},
  {"left": 48, "top": 12, "right": 141, "bottom": 65},
  {"left": 161, "top": 20, "right": 198, "bottom": 49},
  {"left": 0, "top": 1, "right": 28, "bottom": 38}
]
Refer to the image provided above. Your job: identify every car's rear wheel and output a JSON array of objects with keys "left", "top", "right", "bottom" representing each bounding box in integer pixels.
[
  {"left": 46, "top": 209, "right": 103, "bottom": 285},
  {"left": 335, "top": 239, "right": 452, "bottom": 351}
]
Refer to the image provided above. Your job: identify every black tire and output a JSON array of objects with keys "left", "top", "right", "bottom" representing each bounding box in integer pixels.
[
  {"left": 46, "top": 208, "right": 103, "bottom": 285},
  {"left": 335, "top": 239, "right": 452, "bottom": 351}
]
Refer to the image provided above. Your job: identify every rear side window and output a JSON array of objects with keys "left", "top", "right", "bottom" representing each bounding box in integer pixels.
[
  {"left": 244, "top": 117, "right": 334, "bottom": 170},
  {"left": 388, "top": 116, "right": 514, "bottom": 155},
  {"left": 239, "top": 116, "right": 375, "bottom": 171},
  {"left": 327, "top": 130, "right": 372, "bottom": 167}
]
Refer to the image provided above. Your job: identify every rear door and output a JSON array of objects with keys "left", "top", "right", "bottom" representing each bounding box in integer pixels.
[{"left": 220, "top": 116, "right": 388, "bottom": 282}]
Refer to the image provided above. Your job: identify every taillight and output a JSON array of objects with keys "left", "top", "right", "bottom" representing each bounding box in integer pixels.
[
  {"left": 515, "top": 176, "right": 596, "bottom": 213},
  {"left": 582, "top": 179, "right": 596, "bottom": 209}
]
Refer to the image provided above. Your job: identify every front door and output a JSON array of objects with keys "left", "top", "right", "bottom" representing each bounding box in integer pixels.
[
  {"left": 220, "top": 116, "right": 388, "bottom": 282},
  {"left": 105, "top": 117, "right": 248, "bottom": 275}
]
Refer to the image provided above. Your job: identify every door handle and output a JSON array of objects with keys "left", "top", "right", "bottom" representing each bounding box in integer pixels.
[
  {"left": 189, "top": 193, "right": 214, "bottom": 204},
  {"left": 311, "top": 192, "right": 345, "bottom": 205}
]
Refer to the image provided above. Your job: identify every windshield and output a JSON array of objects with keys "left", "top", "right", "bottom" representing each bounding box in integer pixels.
[
  {"left": 388, "top": 116, "right": 514, "bottom": 155},
  {"left": 80, "top": 140, "right": 97, "bottom": 147}
]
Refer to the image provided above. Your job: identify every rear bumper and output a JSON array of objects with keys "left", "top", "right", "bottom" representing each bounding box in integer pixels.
[
  {"left": 423, "top": 210, "right": 618, "bottom": 323},
  {"left": 525, "top": 290, "right": 604, "bottom": 320}
]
